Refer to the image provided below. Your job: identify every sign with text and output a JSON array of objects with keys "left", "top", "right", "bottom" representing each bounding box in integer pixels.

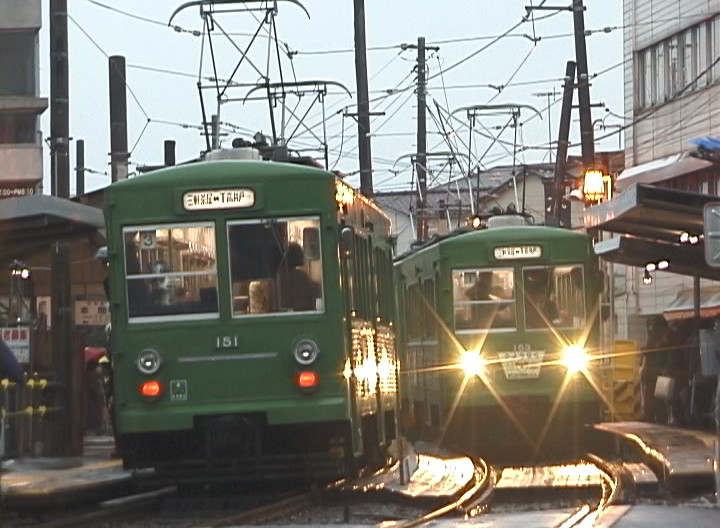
[
  {"left": 75, "top": 300, "right": 110, "bottom": 327},
  {"left": 0, "top": 327, "right": 30, "bottom": 363},
  {"left": 499, "top": 350, "right": 544, "bottom": 380},
  {"left": 0, "top": 186, "right": 35, "bottom": 199},
  {"left": 183, "top": 188, "right": 255, "bottom": 211},
  {"left": 493, "top": 245, "right": 542, "bottom": 260}
]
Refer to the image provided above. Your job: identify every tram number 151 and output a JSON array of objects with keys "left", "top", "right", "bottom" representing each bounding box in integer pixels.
[{"left": 216, "top": 336, "right": 239, "bottom": 349}]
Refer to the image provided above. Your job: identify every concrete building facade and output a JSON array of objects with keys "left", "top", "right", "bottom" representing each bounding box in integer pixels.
[
  {"left": 0, "top": 0, "right": 46, "bottom": 198},
  {"left": 614, "top": 0, "right": 720, "bottom": 343}
]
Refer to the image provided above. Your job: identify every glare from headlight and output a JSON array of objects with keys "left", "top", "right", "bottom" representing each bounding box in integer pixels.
[
  {"left": 293, "top": 339, "right": 320, "bottom": 365},
  {"left": 462, "top": 351, "right": 486, "bottom": 378},
  {"left": 137, "top": 349, "right": 162, "bottom": 375},
  {"left": 563, "top": 344, "right": 588, "bottom": 374}
]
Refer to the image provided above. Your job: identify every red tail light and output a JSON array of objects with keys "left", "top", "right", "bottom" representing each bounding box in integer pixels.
[
  {"left": 296, "top": 371, "right": 318, "bottom": 388},
  {"left": 140, "top": 380, "right": 163, "bottom": 397}
]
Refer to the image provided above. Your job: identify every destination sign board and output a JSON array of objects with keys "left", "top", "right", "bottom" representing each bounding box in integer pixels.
[
  {"left": 183, "top": 188, "right": 254, "bottom": 211},
  {"left": 493, "top": 245, "right": 542, "bottom": 260}
]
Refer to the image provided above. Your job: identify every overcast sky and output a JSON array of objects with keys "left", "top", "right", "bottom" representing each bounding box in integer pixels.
[{"left": 38, "top": 0, "right": 624, "bottom": 195}]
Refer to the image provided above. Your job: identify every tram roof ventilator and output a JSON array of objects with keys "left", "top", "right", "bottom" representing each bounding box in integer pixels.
[{"left": 203, "top": 132, "right": 326, "bottom": 170}]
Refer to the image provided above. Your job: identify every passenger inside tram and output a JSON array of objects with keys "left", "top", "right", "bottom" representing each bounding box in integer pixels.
[{"left": 524, "top": 268, "right": 560, "bottom": 329}]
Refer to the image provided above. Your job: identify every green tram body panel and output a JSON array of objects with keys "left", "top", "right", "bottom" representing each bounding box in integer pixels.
[
  {"left": 105, "top": 160, "right": 396, "bottom": 438},
  {"left": 394, "top": 224, "right": 602, "bottom": 421}
]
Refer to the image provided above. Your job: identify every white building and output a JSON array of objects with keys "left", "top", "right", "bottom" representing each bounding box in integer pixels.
[
  {"left": 601, "top": 0, "right": 720, "bottom": 343},
  {"left": 0, "top": 0, "right": 46, "bottom": 198}
]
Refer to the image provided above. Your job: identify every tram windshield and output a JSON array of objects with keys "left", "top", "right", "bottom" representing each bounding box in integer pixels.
[
  {"left": 227, "top": 216, "right": 324, "bottom": 316},
  {"left": 453, "top": 269, "right": 516, "bottom": 332},
  {"left": 523, "top": 265, "right": 585, "bottom": 330},
  {"left": 123, "top": 223, "right": 218, "bottom": 321}
]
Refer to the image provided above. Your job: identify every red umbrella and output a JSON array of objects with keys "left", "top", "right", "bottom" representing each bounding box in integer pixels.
[{"left": 84, "top": 346, "right": 107, "bottom": 362}]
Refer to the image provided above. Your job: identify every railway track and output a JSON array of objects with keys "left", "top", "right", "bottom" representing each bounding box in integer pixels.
[{"left": 10, "top": 442, "right": 706, "bottom": 527}]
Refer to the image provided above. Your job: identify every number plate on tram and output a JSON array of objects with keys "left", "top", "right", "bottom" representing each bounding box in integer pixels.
[{"left": 498, "top": 350, "right": 544, "bottom": 380}]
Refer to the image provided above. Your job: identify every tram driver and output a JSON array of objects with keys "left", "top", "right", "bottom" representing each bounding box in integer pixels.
[{"left": 278, "top": 243, "right": 321, "bottom": 312}]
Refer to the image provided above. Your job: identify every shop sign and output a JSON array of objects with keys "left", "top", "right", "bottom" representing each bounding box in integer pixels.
[
  {"left": 0, "top": 327, "right": 30, "bottom": 363},
  {"left": 75, "top": 300, "right": 110, "bottom": 327}
]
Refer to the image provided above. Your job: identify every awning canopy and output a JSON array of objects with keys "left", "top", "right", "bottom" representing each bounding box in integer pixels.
[
  {"left": 594, "top": 236, "right": 720, "bottom": 281},
  {"left": 664, "top": 288, "right": 720, "bottom": 320},
  {"left": 586, "top": 184, "right": 720, "bottom": 281},
  {"left": 0, "top": 195, "right": 105, "bottom": 263},
  {"left": 584, "top": 183, "right": 713, "bottom": 243},
  {"left": 615, "top": 152, "right": 712, "bottom": 191}
]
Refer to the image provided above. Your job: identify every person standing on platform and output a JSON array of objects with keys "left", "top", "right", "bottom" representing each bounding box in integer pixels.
[
  {"left": 85, "top": 358, "right": 105, "bottom": 436},
  {"left": 639, "top": 315, "right": 672, "bottom": 423}
]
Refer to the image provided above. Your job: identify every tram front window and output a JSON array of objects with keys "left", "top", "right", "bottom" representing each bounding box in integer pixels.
[
  {"left": 227, "top": 217, "right": 324, "bottom": 316},
  {"left": 123, "top": 223, "right": 218, "bottom": 321},
  {"left": 453, "top": 269, "right": 516, "bottom": 332},
  {"left": 523, "top": 265, "right": 585, "bottom": 330}
]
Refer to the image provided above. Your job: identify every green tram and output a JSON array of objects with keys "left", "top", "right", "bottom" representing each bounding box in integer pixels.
[
  {"left": 395, "top": 214, "right": 604, "bottom": 457},
  {"left": 104, "top": 152, "right": 397, "bottom": 477}
]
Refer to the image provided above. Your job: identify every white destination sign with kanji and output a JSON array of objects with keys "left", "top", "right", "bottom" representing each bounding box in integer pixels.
[
  {"left": 493, "top": 245, "right": 542, "bottom": 260},
  {"left": 183, "top": 188, "right": 255, "bottom": 210},
  {"left": 1, "top": 327, "right": 30, "bottom": 363},
  {"left": 75, "top": 300, "right": 110, "bottom": 327}
]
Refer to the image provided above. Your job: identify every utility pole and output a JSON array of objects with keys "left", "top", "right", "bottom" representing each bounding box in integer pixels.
[
  {"left": 526, "top": 1, "right": 595, "bottom": 170},
  {"left": 109, "top": 55, "right": 129, "bottom": 182},
  {"left": 572, "top": 0, "right": 595, "bottom": 168},
  {"left": 416, "top": 37, "right": 427, "bottom": 241},
  {"left": 75, "top": 139, "right": 84, "bottom": 196},
  {"left": 352, "top": 0, "right": 374, "bottom": 196},
  {"left": 405, "top": 37, "right": 438, "bottom": 241},
  {"left": 50, "top": 0, "right": 70, "bottom": 199},
  {"left": 50, "top": 0, "right": 78, "bottom": 457},
  {"left": 550, "top": 61, "right": 576, "bottom": 227},
  {"left": 164, "top": 140, "right": 176, "bottom": 166}
]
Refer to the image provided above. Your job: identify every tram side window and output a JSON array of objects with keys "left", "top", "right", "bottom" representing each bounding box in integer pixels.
[
  {"left": 453, "top": 269, "right": 515, "bottom": 332},
  {"left": 228, "top": 217, "right": 324, "bottom": 316},
  {"left": 423, "top": 278, "right": 437, "bottom": 338},
  {"left": 405, "top": 284, "right": 423, "bottom": 341},
  {"left": 523, "top": 265, "right": 585, "bottom": 330},
  {"left": 123, "top": 223, "right": 218, "bottom": 320}
]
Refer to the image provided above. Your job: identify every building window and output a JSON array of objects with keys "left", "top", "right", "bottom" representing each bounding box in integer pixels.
[
  {"left": 637, "top": 16, "right": 720, "bottom": 110},
  {"left": 0, "top": 113, "right": 36, "bottom": 144},
  {"left": 0, "top": 32, "right": 35, "bottom": 96}
]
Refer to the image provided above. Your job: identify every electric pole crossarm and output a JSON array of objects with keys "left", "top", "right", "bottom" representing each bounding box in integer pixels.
[
  {"left": 524, "top": 4, "right": 576, "bottom": 11},
  {"left": 168, "top": 0, "right": 310, "bottom": 26}
]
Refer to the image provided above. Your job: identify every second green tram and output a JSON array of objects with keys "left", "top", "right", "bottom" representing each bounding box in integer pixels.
[
  {"left": 104, "top": 153, "right": 397, "bottom": 477},
  {"left": 395, "top": 215, "right": 604, "bottom": 456}
]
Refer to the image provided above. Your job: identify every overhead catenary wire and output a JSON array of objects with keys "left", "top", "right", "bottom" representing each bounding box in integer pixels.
[{"left": 68, "top": 1, "right": 629, "bottom": 194}]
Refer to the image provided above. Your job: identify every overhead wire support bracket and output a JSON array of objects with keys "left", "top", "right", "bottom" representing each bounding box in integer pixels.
[
  {"left": 172, "top": 0, "right": 315, "bottom": 150},
  {"left": 450, "top": 103, "right": 542, "bottom": 121},
  {"left": 168, "top": 0, "right": 310, "bottom": 26}
]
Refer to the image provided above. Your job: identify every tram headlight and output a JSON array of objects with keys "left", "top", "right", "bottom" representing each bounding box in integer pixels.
[
  {"left": 563, "top": 344, "right": 588, "bottom": 374},
  {"left": 461, "top": 351, "right": 486, "bottom": 377},
  {"left": 137, "top": 349, "right": 162, "bottom": 375},
  {"left": 292, "top": 339, "right": 320, "bottom": 366}
]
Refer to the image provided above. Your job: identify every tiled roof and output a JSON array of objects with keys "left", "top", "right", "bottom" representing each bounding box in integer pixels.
[{"left": 374, "top": 163, "right": 555, "bottom": 216}]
